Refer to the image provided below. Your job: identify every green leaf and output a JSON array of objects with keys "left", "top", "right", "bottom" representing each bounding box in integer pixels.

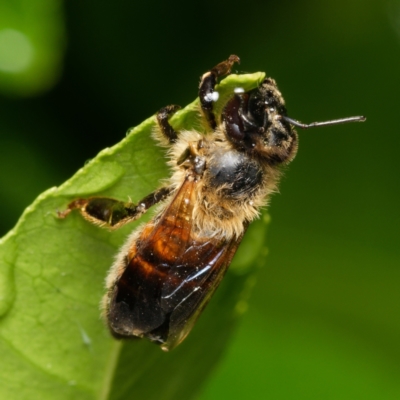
[{"left": 0, "top": 72, "right": 268, "bottom": 399}]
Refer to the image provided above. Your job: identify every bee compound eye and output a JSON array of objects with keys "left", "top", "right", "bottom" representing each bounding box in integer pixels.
[
  {"left": 222, "top": 95, "right": 246, "bottom": 143},
  {"left": 225, "top": 117, "right": 245, "bottom": 142}
]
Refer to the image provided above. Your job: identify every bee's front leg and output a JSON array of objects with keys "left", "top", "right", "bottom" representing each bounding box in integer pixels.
[
  {"left": 58, "top": 186, "right": 174, "bottom": 229},
  {"left": 199, "top": 55, "right": 240, "bottom": 130}
]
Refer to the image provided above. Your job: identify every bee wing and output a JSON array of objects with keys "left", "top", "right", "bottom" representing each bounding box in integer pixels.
[
  {"left": 107, "top": 176, "right": 245, "bottom": 350},
  {"left": 160, "top": 233, "right": 244, "bottom": 351}
]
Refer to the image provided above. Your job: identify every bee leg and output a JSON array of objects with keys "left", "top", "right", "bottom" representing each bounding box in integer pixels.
[
  {"left": 176, "top": 142, "right": 206, "bottom": 175},
  {"left": 57, "top": 186, "right": 174, "bottom": 228},
  {"left": 156, "top": 104, "right": 181, "bottom": 144},
  {"left": 199, "top": 55, "right": 240, "bottom": 130}
]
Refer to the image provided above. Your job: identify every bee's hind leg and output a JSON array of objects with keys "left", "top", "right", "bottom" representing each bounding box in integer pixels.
[{"left": 57, "top": 186, "right": 174, "bottom": 229}]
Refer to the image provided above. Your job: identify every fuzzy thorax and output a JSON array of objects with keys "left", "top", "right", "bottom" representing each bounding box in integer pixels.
[{"left": 152, "top": 126, "right": 284, "bottom": 240}]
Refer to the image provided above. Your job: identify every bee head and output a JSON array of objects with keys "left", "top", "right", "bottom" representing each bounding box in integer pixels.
[{"left": 222, "top": 78, "right": 298, "bottom": 165}]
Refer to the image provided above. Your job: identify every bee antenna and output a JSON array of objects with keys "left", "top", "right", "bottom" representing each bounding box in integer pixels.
[{"left": 282, "top": 115, "right": 366, "bottom": 129}]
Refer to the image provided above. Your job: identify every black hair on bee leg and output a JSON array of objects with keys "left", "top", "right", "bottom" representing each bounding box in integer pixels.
[
  {"left": 156, "top": 105, "right": 182, "bottom": 144},
  {"left": 199, "top": 55, "right": 240, "bottom": 130}
]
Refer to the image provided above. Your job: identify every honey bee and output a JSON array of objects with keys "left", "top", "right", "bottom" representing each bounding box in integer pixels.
[{"left": 58, "top": 55, "right": 365, "bottom": 351}]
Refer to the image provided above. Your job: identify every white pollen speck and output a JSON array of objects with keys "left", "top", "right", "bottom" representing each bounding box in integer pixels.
[
  {"left": 205, "top": 91, "right": 219, "bottom": 102},
  {"left": 211, "top": 91, "right": 219, "bottom": 101},
  {"left": 184, "top": 198, "right": 190, "bottom": 204},
  {"left": 234, "top": 87, "right": 245, "bottom": 93}
]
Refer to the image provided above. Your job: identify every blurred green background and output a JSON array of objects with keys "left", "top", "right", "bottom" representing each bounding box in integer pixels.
[{"left": 1, "top": 0, "right": 399, "bottom": 399}]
